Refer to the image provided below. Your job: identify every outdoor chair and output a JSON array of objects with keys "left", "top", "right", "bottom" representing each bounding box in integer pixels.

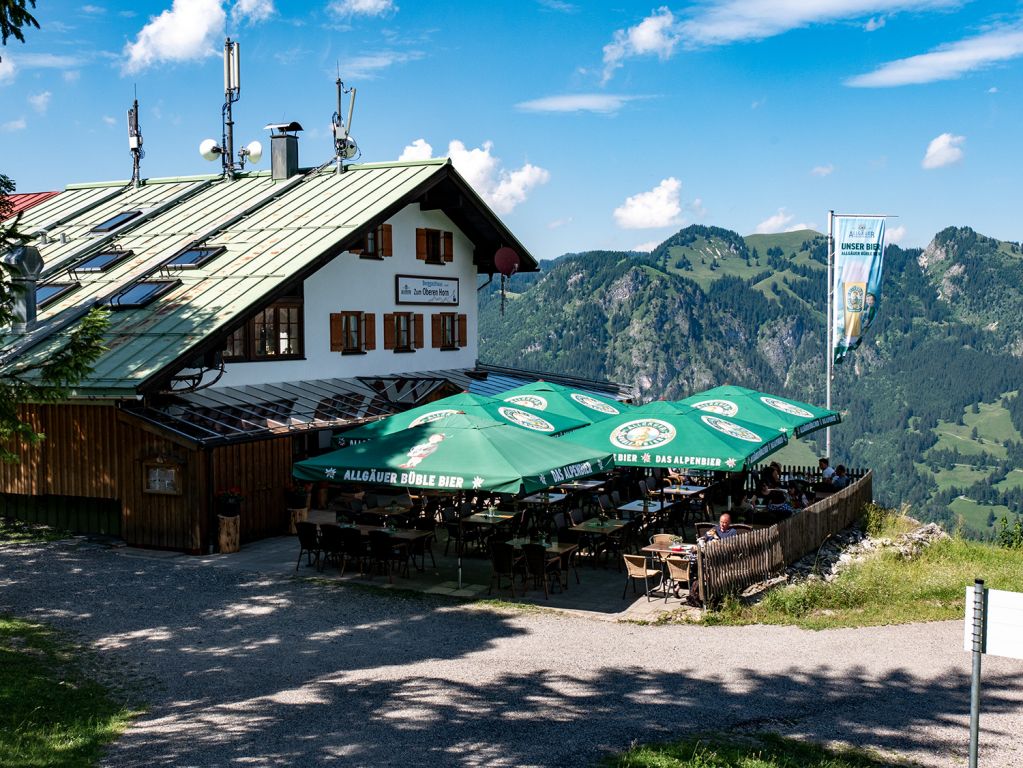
[
  {"left": 367, "top": 530, "right": 409, "bottom": 583},
  {"left": 557, "top": 543, "right": 581, "bottom": 590},
  {"left": 318, "top": 523, "right": 345, "bottom": 573},
  {"left": 442, "top": 506, "right": 480, "bottom": 556},
  {"left": 488, "top": 541, "right": 523, "bottom": 598},
  {"left": 363, "top": 493, "right": 379, "bottom": 509},
  {"left": 408, "top": 517, "right": 437, "bottom": 571},
  {"left": 664, "top": 556, "right": 692, "bottom": 602},
  {"left": 521, "top": 543, "right": 562, "bottom": 599},
  {"left": 622, "top": 554, "right": 663, "bottom": 601},
  {"left": 295, "top": 521, "right": 321, "bottom": 571},
  {"left": 338, "top": 526, "right": 366, "bottom": 577},
  {"left": 649, "top": 533, "right": 675, "bottom": 563}
]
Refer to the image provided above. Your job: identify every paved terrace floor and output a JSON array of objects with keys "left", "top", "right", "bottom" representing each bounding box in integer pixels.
[{"left": 159, "top": 509, "right": 690, "bottom": 622}]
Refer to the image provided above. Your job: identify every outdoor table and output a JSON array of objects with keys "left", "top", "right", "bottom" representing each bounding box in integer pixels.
[
  {"left": 555, "top": 479, "right": 605, "bottom": 492},
  {"left": 464, "top": 511, "right": 516, "bottom": 526},
  {"left": 521, "top": 490, "right": 569, "bottom": 505},
  {"left": 346, "top": 524, "right": 431, "bottom": 543},
  {"left": 507, "top": 537, "right": 579, "bottom": 557},
  {"left": 640, "top": 541, "right": 696, "bottom": 557},
  {"left": 617, "top": 499, "right": 671, "bottom": 516},
  {"left": 569, "top": 518, "right": 631, "bottom": 534},
  {"left": 660, "top": 484, "right": 706, "bottom": 497},
  {"left": 359, "top": 506, "right": 412, "bottom": 519}
]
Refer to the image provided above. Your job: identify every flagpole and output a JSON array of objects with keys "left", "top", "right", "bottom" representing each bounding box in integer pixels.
[{"left": 826, "top": 209, "right": 834, "bottom": 460}]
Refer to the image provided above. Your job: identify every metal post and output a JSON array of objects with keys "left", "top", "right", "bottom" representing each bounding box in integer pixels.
[
  {"left": 825, "top": 210, "right": 834, "bottom": 460},
  {"left": 969, "top": 578, "right": 986, "bottom": 768}
]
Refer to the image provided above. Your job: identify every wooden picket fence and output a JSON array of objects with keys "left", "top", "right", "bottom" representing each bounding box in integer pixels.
[{"left": 697, "top": 471, "right": 874, "bottom": 606}]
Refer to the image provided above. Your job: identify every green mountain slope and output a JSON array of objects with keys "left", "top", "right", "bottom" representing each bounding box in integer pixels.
[{"left": 479, "top": 224, "right": 1023, "bottom": 537}]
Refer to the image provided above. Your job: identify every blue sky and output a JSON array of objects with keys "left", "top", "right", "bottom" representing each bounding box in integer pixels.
[{"left": 1, "top": 1, "right": 1020, "bottom": 258}]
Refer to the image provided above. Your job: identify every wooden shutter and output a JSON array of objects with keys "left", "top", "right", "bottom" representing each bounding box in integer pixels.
[
  {"left": 363, "top": 312, "right": 376, "bottom": 350},
  {"left": 383, "top": 313, "right": 396, "bottom": 350},
  {"left": 431, "top": 313, "right": 442, "bottom": 349},
  {"left": 443, "top": 231, "right": 454, "bottom": 262},
  {"left": 381, "top": 224, "right": 393, "bottom": 257},
  {"left": 457, "top": 314, "right": 468, "bottom": 347},
  {"left": 416, "top": 228, "right": 427, "bottom": 261},
  {"left": 413, "top": 313, "right": 424, "bottom": 349},
  {"left": 329, "top": 313, "right": 343, "bottom": 352}
]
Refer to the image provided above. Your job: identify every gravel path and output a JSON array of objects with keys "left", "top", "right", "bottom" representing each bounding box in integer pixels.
[{"left": 2, "top": 540, "right": 1021, "bottom": 768}]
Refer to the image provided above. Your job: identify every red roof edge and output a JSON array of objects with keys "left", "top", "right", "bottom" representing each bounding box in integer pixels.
[{"left": 3, "top": 191, "right": 60, "bottom": 220}]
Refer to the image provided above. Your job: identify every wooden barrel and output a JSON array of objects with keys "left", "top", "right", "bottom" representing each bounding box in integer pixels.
[{"left": 218, "top": 514, "right": 240, "bottom": 553}]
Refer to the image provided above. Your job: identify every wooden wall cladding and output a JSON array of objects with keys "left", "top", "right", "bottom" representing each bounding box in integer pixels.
[{"left": 211, "top": 436, "right": 292, "bottom": 543}]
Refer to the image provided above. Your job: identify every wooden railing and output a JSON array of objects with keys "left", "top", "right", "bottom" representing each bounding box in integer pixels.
[{"left": 697, "top": 471, "right": 874, "bottom": 606}]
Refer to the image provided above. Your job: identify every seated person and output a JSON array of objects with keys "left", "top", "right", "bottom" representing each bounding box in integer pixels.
[
  {"left": 702, "top": 512, "right": 739, "bottom": 542},
  {"left": 831, "top": 465, "right": 851, "bottom": 489},
  {"left": 816, "top": 457, "right": 836, "bottom": 492}
]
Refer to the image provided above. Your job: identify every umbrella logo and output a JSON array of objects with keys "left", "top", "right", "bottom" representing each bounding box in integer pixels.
[
  {"left": 506, "top": 395, "right": 548, "bottom": 410},
  {"left": 400, "top": 433, "right": 446, "bottom": 468},
  {"left": 691, "top": 399, "right": 738, "bottom": 417},
  {"left": 570, "top": 393, "right": 620, "bottom": 415},
  {"left": 497, "top": 406, "right": 556, "bottom": 432},
  {"left": 609, "top": 419, "right": 676, "bottom": 450},
  {"left": 760, "top": 397, "right": 813, "bottom": 418},
  {"left": 409, "top": 409, "right": 460, "bottom": 427},
  {"left": 701, "top": 415, "right": 762, "bottom": 443}
]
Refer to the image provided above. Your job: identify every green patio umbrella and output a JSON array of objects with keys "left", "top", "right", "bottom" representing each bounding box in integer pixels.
[
  {"left": 337, "top": 392, "right": 587, "bottom": 445},
  {"left": 497, "top": 381, "right": 631, "bottom": 424},
  {"left": 558, "top": 400, "right": 788, "bottom": 471},
  {"left": 295, "top": 412, "right": 613, "bottom": 495},
  {"left": 677, "top": 385, "right": 840, "bottom": 438}
]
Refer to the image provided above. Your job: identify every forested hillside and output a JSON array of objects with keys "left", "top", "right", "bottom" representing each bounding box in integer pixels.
[{"left": 479, "top": 224, "right": 1023, "bottom": 537}]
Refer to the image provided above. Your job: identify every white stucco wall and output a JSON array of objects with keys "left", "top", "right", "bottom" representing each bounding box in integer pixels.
[{"left": 212, "top": 204, "right": 478, "bottom": 388}]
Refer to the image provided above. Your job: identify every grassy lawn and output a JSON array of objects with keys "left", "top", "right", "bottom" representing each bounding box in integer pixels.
[
  {"left": 690, "top": 516, "right": 1023, "bottom": 630},
  {"left": 0, "top": 616, "right": 137, "bottom": 767},
  {"left": 920, "top": 463, "right": 991, "bottom": 493},
  {"left": 947, "top": 497, "right": 1011, "bottom": 532},
  {"left": 0, "top": 517, "right": 70, "bottom": 545},
  {"left": 994, "top": 468, "right": 1023, "bottom": 492},
  {"left": 605, "top": 732, "right": 905, "bottom": 767}
]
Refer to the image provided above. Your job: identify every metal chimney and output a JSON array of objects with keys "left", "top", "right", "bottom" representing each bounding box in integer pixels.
[
  {"left": 264, "top": 122, "right": 303, "bottom": 180},
  {"left": 2, "top": 246, "right": 44, "bottom": 332}
]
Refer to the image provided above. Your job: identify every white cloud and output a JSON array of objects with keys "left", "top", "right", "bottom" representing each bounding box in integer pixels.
[
  {"left": 631, "top": 240, "right": 660, "bottom": 252},
  {"left": 811, "top": 164, "right": 834, "bottom": 177},
  {"left": 340, "top": 50, "right": 422, "bottom": 79},
  {"left": 2, "top": 118, "right": 27, "bottom": 132},
  {"left": 516, "top": 93, "right": 644, "bottom": 114},
  {"left": 864, "top": 15, "right": 886, "bottom": 31},
  {"left": 680, "top": 1, "right": 958, "bottom": 47},
  {"left": 123, "top": 0, "right": 225, "bottom": 74},
  {"left": 233, "top": 0, "right": 274, "bottom": 23},
  {"left": 602, "top": 7, "right": 679, "bottom": 83},
  {"left": 847, "top": 27, "right": 1023, "bottom": 87},
  {"left": 988, "top": 86, "right": 998, "bottom": 93},
  {"left": 28, "top": 91, "right": 51, "bottom": 114},
  {"left": 63, "top": 70, "right": 81, "bottom": 82},
  {"left": 689, "top": 197, "right": 707, "bottom": 219},
  {"left": 1, "top": 51, "right": 84, "bottom": 85},
  {"left": 329, "top": 0, "right": 396, "bottom": 16},
  {"left": 887, "top": 224, "right": 907, "bottom": 244},
  {"left": 398, "top": 138, "right": 433, "bottom": 161},
  {"left": 922, "top": 132, "right": 964, "bottom": 169},
  {"left": 547, "top": 217, "right": 573, "bottom": 229},
  {"left": 82, "top": 4, "right": 106, "bottom": 13},
  {"left": 447, "top": 140, "right": 550, "bottom": 214},
  {"left": 538, "top": 0, "right": 577, "bottom": 12},
  {"left": 755, "top": 208, "right": 810, "bottom": 234},
  {"left": 613, "top": 177, "right": 682, "bottom": 229},
  {"left": 102, "top": 115, "right": 117, "bottom": 126},
  {"left": 0, "top": 58, "right": 14, "bottom": 85}
]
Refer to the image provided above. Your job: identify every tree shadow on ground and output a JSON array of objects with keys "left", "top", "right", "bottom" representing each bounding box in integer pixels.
[{"left": 1, "top": 542, "right": 1020, "bottom": 768}]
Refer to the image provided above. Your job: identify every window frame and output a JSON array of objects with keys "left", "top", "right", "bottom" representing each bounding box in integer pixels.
[
  {"left": 416, "top": 227, "right": 454, "bottom": 265},
  {"left": 35, "top": 282, "right": 80, "bottom": 308},
  {"left": 91, "top": 210, "right": 142, "bottom": 233},
  {"left": 166, "top": 245, "right": 226, "bottom": 269},
  {"left": 339, "top": 311, "right": 364, "bottom": 354},
  {"left": 108, "top": 280, "right": 179, "bottom": 310},
  {"left": 353, "top": 223, "right": 392, "bottom": 260},
  {"left": 394, "top": 311, "right": 413, "bottom": 352},
  {"left": 143, "top": 461, "right": 181, "bottom": 496},
  {"left": 74, "top": 249, "right": 134, "bottom": 273},
  {"left": 222, "top": 296, "right": 305, "bottom": 363}
]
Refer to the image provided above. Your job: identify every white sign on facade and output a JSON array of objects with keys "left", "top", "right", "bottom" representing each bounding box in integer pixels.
[
  {"left": 963, "top": 587, "right": 1023, "bottom": 660},
  {"left": 396, "top": 275, "right": 459, "bottom": 305}
]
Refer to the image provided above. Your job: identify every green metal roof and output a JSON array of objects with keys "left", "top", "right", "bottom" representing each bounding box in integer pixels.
[{"left": 2, "top": 160, "right": 536, "bottom": 396}]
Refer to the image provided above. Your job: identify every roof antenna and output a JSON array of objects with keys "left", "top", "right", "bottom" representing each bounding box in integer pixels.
[
  {"left": 332, "top": 65, "right": 358, "bottom": 174},
  {"left": 197, "top": 38, "right": 262, "bottom": 179},
  {"left": 127, "top": 86, "right": 144, "bottom": 189}
]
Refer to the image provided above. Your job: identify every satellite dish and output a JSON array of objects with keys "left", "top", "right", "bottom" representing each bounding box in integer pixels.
[
  {"left": 245, "top": 140, "right": 263, "bottom": 164},
  {"left": 338, "top": 136, "right": 358, "bottom": 159},
  {"left": 199, "top": 138, "right": 221, "bottom": 161}
]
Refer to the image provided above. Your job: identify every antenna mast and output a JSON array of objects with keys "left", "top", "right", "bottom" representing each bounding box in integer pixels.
[
  {"left": 331, "top": 72, "right": 358, "bottom": 174},
  {"left": 127, "top": 89, "right": 144, "bottom": 189},
  {"left": 222, "top": 38, "right": 241, "bottom": 178}
]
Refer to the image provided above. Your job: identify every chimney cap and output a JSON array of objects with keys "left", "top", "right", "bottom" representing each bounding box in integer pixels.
[{"left": 264, "top": 121, "right": 303, "bottom": 136}]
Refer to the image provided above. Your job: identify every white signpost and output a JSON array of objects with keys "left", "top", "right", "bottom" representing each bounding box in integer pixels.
[{"left": 962, "top": 580, "right": 1023, "bottom": 767}]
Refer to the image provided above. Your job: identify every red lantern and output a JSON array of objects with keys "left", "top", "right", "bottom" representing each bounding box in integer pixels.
[{"left": 494, "top": 247, "right": 519, "bottom": 277}]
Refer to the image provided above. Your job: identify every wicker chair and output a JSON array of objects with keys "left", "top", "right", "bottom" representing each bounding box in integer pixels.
[
  {"left": 488, "top": 541, "right": 523, "bottom": 598},
  {"left": 664, "top": 556, "right": 692, "bottom": 602},
  {"left": 295, "top": 521, "right": 321, "bottom": 571},
  {"left": 521, "top": 543, "right": 562, "bottom": 599},
  {"left": 622, "top": 554, "right": 663, "bottom": 601}
]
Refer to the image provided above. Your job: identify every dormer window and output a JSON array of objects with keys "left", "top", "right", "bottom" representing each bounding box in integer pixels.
[
  {"left": 166, "top": 245, "right": 225, "bottom": 269},
  {"left": 75, "top": 250, "right": 134, "bottom": 272},
  {"left": 416, "top": 228, "right": 453, "bottom": 265},
  {"left": 108, "top": 280, "right": 179, "bottom": 309},
  {"left": 91, "top": 210, "right": 142, "bottom": 233},
  {"left": 222, "top": 288, "right": 305, "bottom": 362},
  {"left": 36, "top": 282, "right": 79, "bottom": 308}
]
